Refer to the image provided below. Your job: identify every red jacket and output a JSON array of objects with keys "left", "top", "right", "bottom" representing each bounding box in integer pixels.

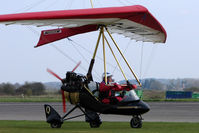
[{"left": 99, "top": 82, "right": 137, "bottom": 104}]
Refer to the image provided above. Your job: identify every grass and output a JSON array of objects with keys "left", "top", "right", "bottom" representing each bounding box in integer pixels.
[
  {"left": 0, "top": 94, "right": 199, "bottom": 102},
  {"left": 0, "top": 95, "right": 61, "bottom": 102},
  {"left": 144, "top": 98, "right": 199, "bottom": 102},
  {"left": 0, "top": 120, "right": 198, "bottom": 133},
  {"left": 142, "top": 90, "right": 199, "bottom": 102}
]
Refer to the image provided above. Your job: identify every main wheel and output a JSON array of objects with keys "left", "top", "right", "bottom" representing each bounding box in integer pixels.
[
  {"left": 50, "top": 122, "right": 62, "bottom": 128},
  {"left": 130, "top": 116, "right": 142, "bottom": 128},
  {"left": 89, "top": 122, "right": 101, "bottom": 128}
]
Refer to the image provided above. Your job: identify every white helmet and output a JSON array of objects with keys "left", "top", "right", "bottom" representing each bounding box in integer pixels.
[{"left": 102, "top": 72, "right": 112, "bottom": 79}]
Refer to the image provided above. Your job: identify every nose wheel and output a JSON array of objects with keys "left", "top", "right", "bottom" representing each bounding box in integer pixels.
[
  {"left": 130, "top": 115, "right": 142, "bottom": 128},
  {"left": 89, "top": 121, "right": 101, "bottom": 128},
  {"left": 50, "top": 121, "right": 62, "bottom": 128}
]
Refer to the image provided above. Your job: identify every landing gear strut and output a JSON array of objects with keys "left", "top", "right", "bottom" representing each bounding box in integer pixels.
[
  {"left": 44, "top": 104, "right": 102, "bottom": 128},
  {"left": 130, "top": 115, "right": 142, "bottom": 128}
]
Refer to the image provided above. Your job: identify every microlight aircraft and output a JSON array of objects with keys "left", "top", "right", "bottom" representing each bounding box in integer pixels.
[{"left": 0, "top": 4, "right": 167, "bottom": 128}]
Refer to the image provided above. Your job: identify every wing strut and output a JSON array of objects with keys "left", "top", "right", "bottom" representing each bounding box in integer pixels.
[
  {"left": 87, "top": 26, "right": 141, "bottom": 86},
  {"left": 105, "top": 27, "right": 142, "bottom": 86},
  {"left": 87, "top": 27, "right": 103, "bottom": 81},
  {"left": 104, "top": 36, "right": 128, "bottom": 81},
  {"left": 102, "top": 27, "right": 107, "bottom": 84},
  {"left": 90, "top": 0, "right": 94, "bottom": 8}
]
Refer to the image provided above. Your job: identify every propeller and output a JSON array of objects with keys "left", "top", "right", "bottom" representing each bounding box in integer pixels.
[
  {"left": 47, "top": 61, "right": 81, "bottom": 113},
  {"left": 72, "top": 61, "right": 81, "bottom": 72},
  {"left": 47, "top": 69, "right": 62, "bottom": 81}
]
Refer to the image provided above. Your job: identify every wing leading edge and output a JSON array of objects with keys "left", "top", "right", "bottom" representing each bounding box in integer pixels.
[{"left": 0, "top": 5, "right": 167, "bottom": 47}]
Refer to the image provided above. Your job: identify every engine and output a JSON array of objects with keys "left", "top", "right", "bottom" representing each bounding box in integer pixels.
[{"left": 61, "top": 71, "right": 87, "bottom": 104}]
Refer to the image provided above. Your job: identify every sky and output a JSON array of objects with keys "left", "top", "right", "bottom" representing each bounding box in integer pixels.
[{"left": 0, "top": 0, "right": 198, "bottom": 84}]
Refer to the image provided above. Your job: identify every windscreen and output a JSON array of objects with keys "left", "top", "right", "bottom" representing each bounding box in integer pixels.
[{"left": 121, "top": 90, "right": 139, "bottom": 102}]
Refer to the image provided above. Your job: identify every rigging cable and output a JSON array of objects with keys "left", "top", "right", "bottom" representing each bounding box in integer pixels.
[
  {"left": 23, "top": 0, "right": 137, "bottom": 81},
  {"left": 23, "top": 1, "right": 88, "bottom": 72},
  {"left": 15, "top": 0, "right": 47, "bottom": 13},
  {"left": 42, "top": 0, "right": 60, "bottom": 10},
  {"left": 51, "top": 44, "right": 88, "bottom": 72},
  {"left": 139, "top": 42, "right": 144, "bottom": 81},
  {"left": 25, "top": 26, "right": 88, "bottom": 73},
  {"left": 67, "top": 39, "right": 101, "bottom": 80},
  {"left": 123, "top": 0, "right": 136, "bottom": 5},
  {"left": 94, "top": 0, "right": 103, "bottom": 8},
  {"left": 111, "top": 39, "right": 132, "bottom": 76},
  {"left": 118, "top": 0, "right": 127, "bottom": 6},
  {"left": 66, "top": 0, "right": 76, "bottom": 9},
  {"left": 69, "top": 39, "right": 90, "bottom": 64},
  {"left": 68, "top": 38, "right": 128, "bottom": 76},
  {"left": 63, "top": 0, "right": 73, "bottom": 10},
  {"left": 139, "top": 22, "right": 147, "bottom": 86},
  {"left": 143, "top": 45, "right": 157, "bottom": 78}
]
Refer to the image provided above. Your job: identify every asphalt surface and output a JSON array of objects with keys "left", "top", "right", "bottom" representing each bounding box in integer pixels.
[{"left": 0, "top": 102, "right": 199, "bottom": 122}]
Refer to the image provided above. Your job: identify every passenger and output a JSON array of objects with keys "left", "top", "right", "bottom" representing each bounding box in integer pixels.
[{"left": 99, "top": 72, "right": 137, "bottom": 104}]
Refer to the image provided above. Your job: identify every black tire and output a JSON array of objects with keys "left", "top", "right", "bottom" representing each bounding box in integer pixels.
[
  {"left": 50, "top": 122, "right": 62, "bottom": 128},
  {"left": 130, "top": 117, "right": 142, "bottom": 128},
  {"left": 89, "top": 122, "right": 101, "bottom": 128}
]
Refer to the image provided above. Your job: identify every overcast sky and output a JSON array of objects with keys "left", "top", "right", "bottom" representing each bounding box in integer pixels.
[{"left": 0, "top": 0, "right": 198, "bottom": 84}]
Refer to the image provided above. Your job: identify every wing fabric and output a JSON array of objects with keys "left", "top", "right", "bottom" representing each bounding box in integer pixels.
[
  {"left": 36, "top": 25, "right": 98, "bottom": 47},
  {"left": 0, "top": 5, "right": 167, "bottom": 46}
]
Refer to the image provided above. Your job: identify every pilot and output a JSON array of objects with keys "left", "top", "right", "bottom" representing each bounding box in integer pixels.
[{"left": 99, "top": 72, "right": 137, "bottom": 104}]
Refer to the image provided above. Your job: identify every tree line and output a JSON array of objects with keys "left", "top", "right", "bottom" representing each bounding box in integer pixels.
[
  {"left": 141, "top": 78, "right": 199, "bottom": 91},
  {"left": 0, "top": 82, "right": 46, "bottom": 96},
  {"left": 122, "top": 78, "right": 199, "bottom": 91},
  {"left": 1, "top": 78, "right": 199, "bottom": 96}
]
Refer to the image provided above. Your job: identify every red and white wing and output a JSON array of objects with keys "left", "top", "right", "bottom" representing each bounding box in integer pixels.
[{"left": 0, "top": 5, "right": 167, "bottom": 47}]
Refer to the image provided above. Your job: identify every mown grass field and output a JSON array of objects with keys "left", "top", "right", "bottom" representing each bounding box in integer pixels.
[
  {"left": 0, "top": 120, "right": 198, "bottom": 133},
  {"left": 1, "top": 95, "right": 199, "bottom": 102},
  {"left": 1, "top": 90, "right": 199, "bottom": 102},
  {"left": 0, "top": 95, "right": 62, "bottom": 102}
]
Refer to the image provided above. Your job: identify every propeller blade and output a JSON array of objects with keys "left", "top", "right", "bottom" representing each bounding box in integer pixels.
[
  {"left": 47, "top": 61, "right": 81, "bottom": 113},
  {"left": 61, "top": 90, "right": 66, "bottom": 113},
  {"left": 72, "top": 61, "right": 81, "bottom": 72},
  {"left": 47, "top": 68, "right": 62, "bottom": 81},
  {"left": 47, "top": 68, "right": 66, "bottom": 112}
]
